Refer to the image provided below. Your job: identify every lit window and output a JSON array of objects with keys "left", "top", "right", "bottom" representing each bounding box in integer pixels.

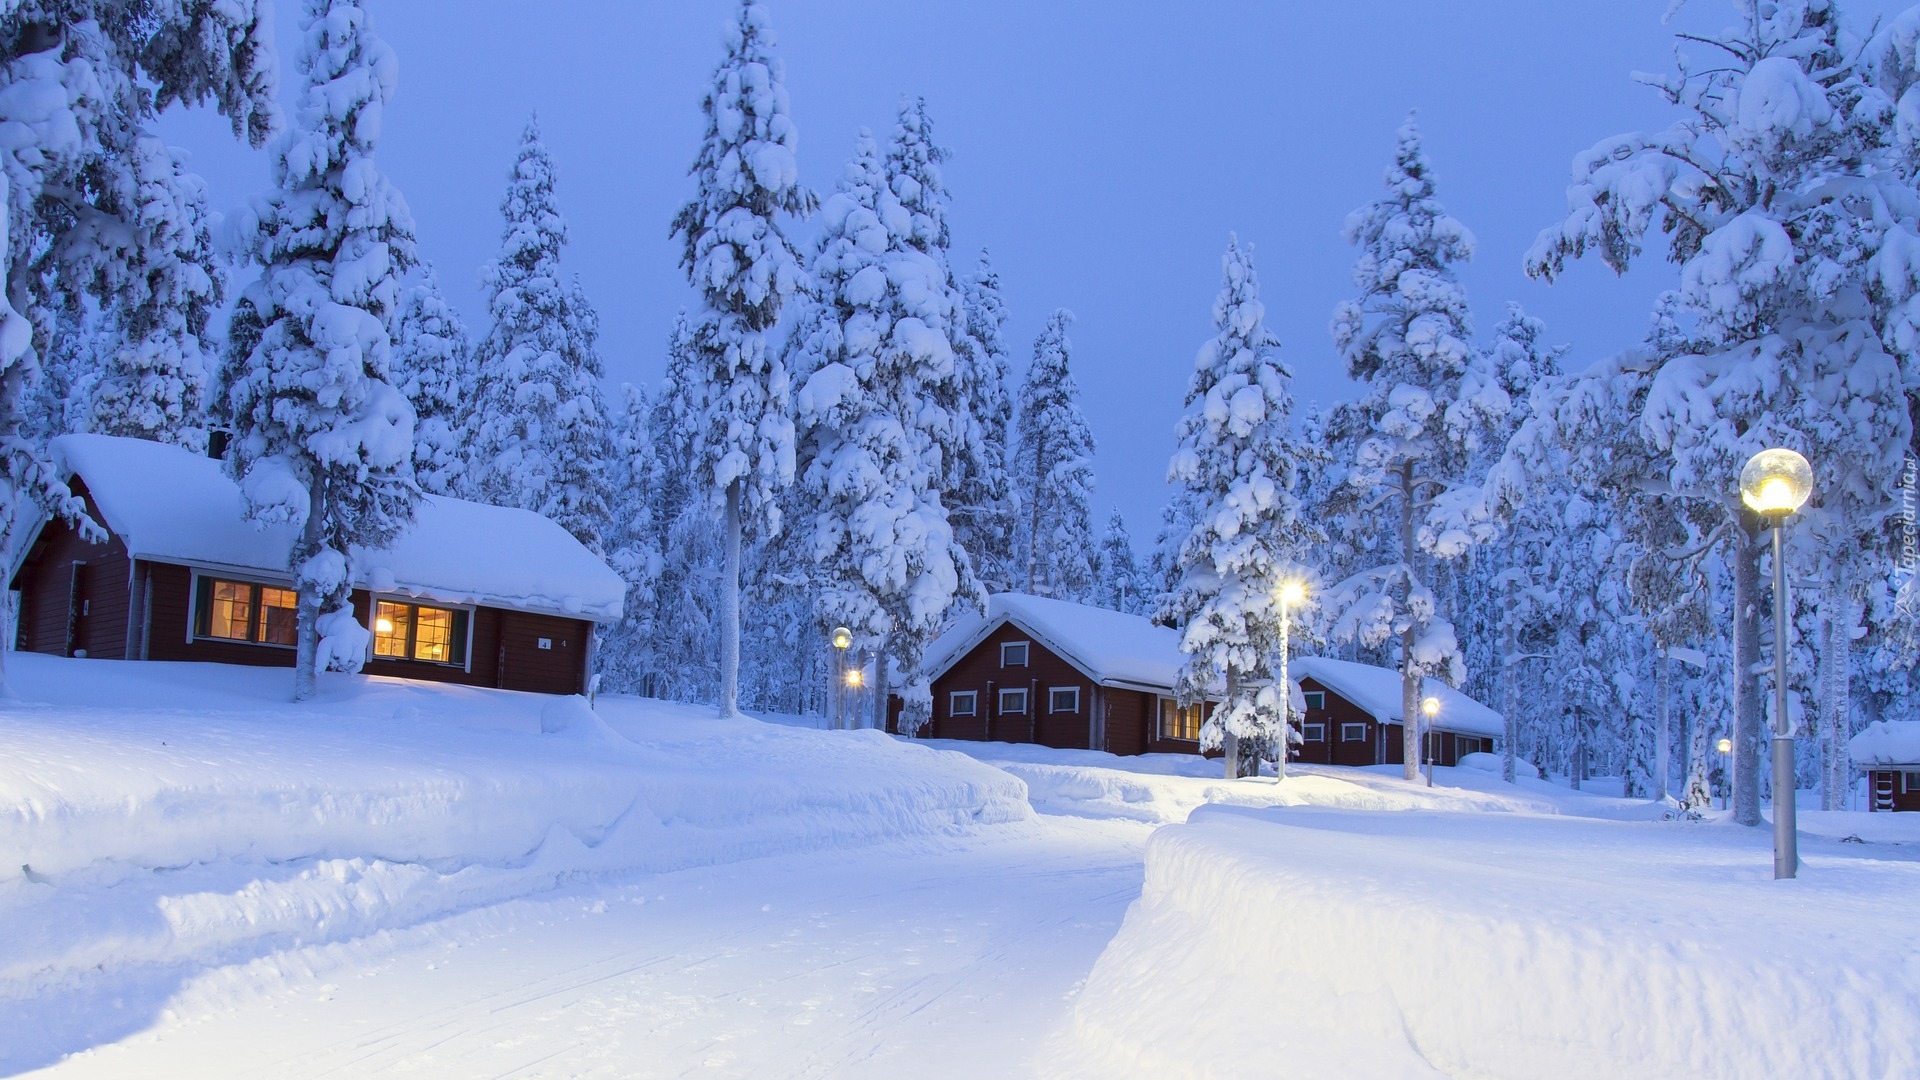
[
  {"left": 1341, "top": 723, "right": 1368, "bottom": 742},
  {"left": 949, "top": 691, "right": 977, "bottom": 717},
  {"left": 373, "top": 601, "right": 412, "bottom": 658},
  {"left": 196, "top": 578, "right": 296, "bottom": 647},
  {"left": 1000, "top": 641, "right": 1029, "bottom": 667},
  {"left": 373, "top": 600, "right": 468, "bottom": 666},
  {"left": 1050, "top": 687, "right": 1080, "bottom": 713},
  {"left": 1157, "top": 697, "right": 1203, "bottom": 741},
  {"left": 1304, "top": 691, "right": 1325, "bottom": 711},
  {"left": 1303, "top": 723, "right": 1326, "bottom": 742},
  {"left": 998, "top": 688, "right": 1028, "bottom": 714}
]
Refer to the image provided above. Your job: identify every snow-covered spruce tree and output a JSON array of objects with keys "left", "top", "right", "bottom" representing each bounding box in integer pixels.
[
  {"left": 1014, "top": 310, "right": 1098, "bottom": 602},
  {"left": 642, "top": 313, "right": 722, "bottom": 702},
  {"left": 469, "top": 118, "right": 613, "bottom": 553},
  {"left": 957, "top": 250, "right": 1019, "bottom": 593},
  {"left": 1322, "top": 118, "right": 1506, "bottom": 781},
  {"left": 1525, "top": 1, "right": 1916, "bottom": 824},
  {"left": 671, "top": 0, "right": 816, "bottom": 719},
  {"left": 222, "top": 0, "right": 416, "bottom": 702},
  {"left": 0, "top": 4, "right": 277, "bottom": 692},
  {"left": 1164, "top": 236, "right": 1319, "bottom": 780},
  {"left": 1093, "top": 508, "right": 1148, "bottom": 615},
  {"left": 792, "top": 126, "right": 981, "bottom": 732},
  {"left": 596, "top": 382, "right": 662, "bottom": 695},
  {"left": 392, "top": 265, "right": 473, "bottom": 496}
]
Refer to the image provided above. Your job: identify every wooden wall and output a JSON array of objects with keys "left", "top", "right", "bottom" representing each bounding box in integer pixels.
[
  {"left": 1870, "top": 769, "right": 1920, "bottom": 812},
  {"left": 927, "top": 621, "right": 1094, "bottom": 750},
  {"left": 13, "top": 481, "right": 133, "bottom": 660}
]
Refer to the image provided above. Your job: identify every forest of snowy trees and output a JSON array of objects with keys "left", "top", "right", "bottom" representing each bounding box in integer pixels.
[{"left": 7, "top": 0, "right": 1920, "bottom": 808}]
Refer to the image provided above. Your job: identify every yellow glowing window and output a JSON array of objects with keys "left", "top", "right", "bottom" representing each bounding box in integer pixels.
[
  {"left": 258, "top": 587, "right": 299, "bottom": 646},
  {"left": 204, "top": 580, "right": 252, "bottom": 641},
  {"left": 372, "top": 600, "right": 468, "bottom": 666},
  {"left": 373, "top": 601, "right": 412, "bottom": 658},
  {"left": 1157, "top": 697, "right": 1204, "bottom": 742}
]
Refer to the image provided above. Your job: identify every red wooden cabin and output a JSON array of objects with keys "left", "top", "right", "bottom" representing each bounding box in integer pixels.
[
  {"left": 9, "top": 434, "right": 625, "bottom": 696},
  {"left": 1851, "top": 720, "right": 1920, "bottom": 812},
  {"left": 1289, "top": 656, "right": 1502, "bottom": 769}
]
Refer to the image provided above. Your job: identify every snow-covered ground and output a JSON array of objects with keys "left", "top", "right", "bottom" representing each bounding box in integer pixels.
[{"left": 5, "top": 655, "right": 1917, "bottom": 1077}]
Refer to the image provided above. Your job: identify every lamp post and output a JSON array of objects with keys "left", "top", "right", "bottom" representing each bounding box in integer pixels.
[
  {"left": 829, "top": 626, "right": 853, "bottom": 730},
  {"left": 1421, "top": 695, "right": 1440, "bottom": 788},
  {"left": 1274, "top": 579, "right": 1307, "bottom": 782},
  {"left": 845, "top": 663, "right": 865, "bottom": 731},
  {"left": 1740, "top": 447, "right": 1814, "bottom": 880}
]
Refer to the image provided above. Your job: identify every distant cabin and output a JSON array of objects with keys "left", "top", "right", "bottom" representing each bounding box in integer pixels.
[
  {"left": 8, "top": 434, "right": 625, "bottom": 696},
  {"left": 1851, "top": 720, "right": 1920, "bottom": 812},
  {"left": 892, "top": 594, "right": 1503, "bottom": 766},
  {"left": 1290, "top": 656, "right": 1503, "bottom": 768}
]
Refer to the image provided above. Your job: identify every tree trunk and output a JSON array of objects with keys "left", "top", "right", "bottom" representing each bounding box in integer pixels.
[
  {"left": 1275, "top": 616, "right": 1290, "bottom": 783},
  {"left": 1222, "top": 663, "right": 1241, "bottom": 780},
  {"left": 1501, "top": 577, "right": 1518, "bottom": 784},
  {"left": 871, "top": 636, "right": 890, "bottom": 733},
  {"left": 1569, "top": 704, "right": 1583, "bottom": 790},
  {"left": 1732, "top": 522, "right": 1762, "bottom": 826},
  {"left": 1821, "top": 559, "right": 1852, "bottom": 811},
  {"left": 1655, "top": 649, "right": 1671, "bottom": 802},
  {"left": 0, "top": 588, "right": 15, "bottom": 699},
  {"left": 293, "top": 477, "right": 328, "bottom": 702},
  {"left": 1399, "top": 461, "right": 1420, "bottom": 783},
  {"left": 719, "top": 480, "right": 741, "bottom": 718}
]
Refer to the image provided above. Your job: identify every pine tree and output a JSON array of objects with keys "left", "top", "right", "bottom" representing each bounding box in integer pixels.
[
  {"left": 671, "top": 0, "right": 817, "bottom": 718},
  {"left": 956, "top": 250, "right": 1018, "bottom": 593},
  {"left": 642, "top": 311, "right": 722, "bottom": 702},
  {"left": 222, "top": 0, "right": 417, "bottom": 702},
  {"left": 1322, "top": 118, "right": 1507, "bottom": 782},
  {"left": 469, "top": 118, "right": 613, "bottom": 553},
  {"left": 1092, "top": 508, "right": 1147, "bottom": 615},
  {"left": 1163, "top": 236, "right": 1319, "bottom": 779},
  {"left": 1523, "top": 1, "right": 1917, "bottom": 823},
  {"left": 392, "top": 266, "right": 473, "bottom": 496},
  {"left": 793, "top": 126, "right": 981, "bottom": 731},
  {"left": 597, "top": 382, "right": 662, "bottom": 694},
  {"left": 1014, "top": 310, "right": 1098, "bottom": 602},
  {"left": 0, "top": 3, "right": 276, "bottom": 692}
]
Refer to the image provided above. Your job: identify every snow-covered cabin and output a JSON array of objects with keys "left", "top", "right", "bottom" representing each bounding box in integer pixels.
[
  {"left": 9, "top": 434, "right": 625, "bottom": 696},
  {"left": 1290, "top": 656, "right": 1503, "bottom": 769},
  {"left": 901, "top": 593, "right": 1217, "bottom": 755},
  {"left": 1851, "top": 720, "right": 1920, "bottom": 812}
]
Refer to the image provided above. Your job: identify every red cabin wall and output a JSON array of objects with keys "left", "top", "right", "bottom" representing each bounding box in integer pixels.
[
  {"left": 925, "top": 623, "right": 1094, "bottom": 750},
  {"left": 12, "top": 481, "right": 134, "bottom": 660},
  {"left": 1869, "top": 769, "right": 1920, "bottom": 812}
]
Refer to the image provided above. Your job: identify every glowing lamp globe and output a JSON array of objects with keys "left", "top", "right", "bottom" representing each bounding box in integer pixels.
[
  {"left": 845, "top": 668, "right": 864, "bottom": 689},
  {"left": 1277, "top": 579, "right": 1307, "bottom": 606},
  {"left": 1717, "top": 737, "right": 1733, "bottom": 754},
  {"left": 1739, "top": 448, "right": 1813, "bottom": 519},
  {"left": 830, "top": 626, "right": 853, "bottom": 651},
  {"left": 1421, "top": 696, "right": 1440, "bottom": 718}
]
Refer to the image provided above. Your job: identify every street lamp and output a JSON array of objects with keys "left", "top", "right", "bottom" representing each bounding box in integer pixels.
[
  {"left": 1741, "top": 447, "right": 1813, "bottom": 880},
  {"left": 1421, "top": 695, "right": 1440, "bottom": 788},
  {"left": 829, "top": 626, "right": 852, "bottom": 730},
  {"left": 1717, "top": 737, "right": 1733, "bottom": 811},
  {"left": 1274, "top": 578, "right": 1308, "bottom": 782}
]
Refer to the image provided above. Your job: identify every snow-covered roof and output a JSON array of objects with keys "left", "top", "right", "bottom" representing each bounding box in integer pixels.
[
  {"left": 1849, "top": 720, "right": 1920, "bottom": 767},
  {"left": 1291, "top": 656, "right": 1504, "bottom": 739},
  {"left": 921, "top": 593, "right": 1191, "bottom": 693},
  {"left": 51, "top": 434, "right": 624, "bottom": 621}
]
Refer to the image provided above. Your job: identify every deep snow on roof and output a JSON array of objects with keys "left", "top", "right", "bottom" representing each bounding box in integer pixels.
[
  {"left": 1291, "top": 656, "right": 1504, "bottom": 738},
  {"left": 53, "top": 434, "right": 624, "bottom": 620},
  {"left": 1849, "top": 720, "right": 1920, "bottom": 766},
  {"left": 922, "top": 593, "right": 1189, "bottom": 691}
]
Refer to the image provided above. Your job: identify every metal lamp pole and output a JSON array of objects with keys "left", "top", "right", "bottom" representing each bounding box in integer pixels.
[
  {"left": 1739, "top": 447, "right": 1813, "bottom": 881},
  {"left": 829, "top": 626, "right": 852, "bottom": 730},
  {"left": 1275, "top": 580, "right": 1306, "bottom": 783},
  {"left": 1421, "top": 696, "right": 1439, "bottom": 788}
]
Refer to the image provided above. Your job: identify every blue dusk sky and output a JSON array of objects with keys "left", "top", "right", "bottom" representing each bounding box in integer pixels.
[{"left": 157, "top": 0, "right": 1912, "bottom": 544}]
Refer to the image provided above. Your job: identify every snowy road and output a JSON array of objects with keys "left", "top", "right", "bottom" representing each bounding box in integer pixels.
[{"left": 27, "top": 818, "right": 1147, "bottom": 1080}]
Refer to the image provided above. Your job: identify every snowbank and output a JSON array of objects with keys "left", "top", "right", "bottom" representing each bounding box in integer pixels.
[
  {"left": 1041, "top": 805, "right": 1920, "bottom": 1080},
  {"left": 0, "top": 654, "right": 1028, "bottom": 1007}
]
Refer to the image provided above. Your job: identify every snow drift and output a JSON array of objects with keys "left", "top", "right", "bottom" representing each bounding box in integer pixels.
[{"left": 1042, "top": 804, "right": 1920, "bottom": 1080}]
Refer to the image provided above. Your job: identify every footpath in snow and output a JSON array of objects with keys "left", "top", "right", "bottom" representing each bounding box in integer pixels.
[{"left": 0, "top": 654, "right": 1028, "bottom": 1074}]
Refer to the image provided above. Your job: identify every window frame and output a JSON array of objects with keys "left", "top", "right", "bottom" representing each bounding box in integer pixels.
[
  {"left": 370, "top": 596, "right": 474, "bottom": 670},
  {"left": 190, "top": 571, "right": 299, "bottom": 650},
  {"left": 1341, "top": 722, "right": 1369, "bottom": 742},
  {"left": 1303, "top": 722, "right": 1326, "bottom": 742},
  {"left": 997, "top": 687, "right": 1029, "bottom": 715},
  {"left": 1156, "top": 696, "right": 1204, "bottom": 742},
  {"left": 949, "top": 690, "right": 978, "bottom": 717},
  {"left": 999, "top": 640, "right": 1030, "bottom": 668},
  {"left": 1049, "top": 686, "right": 1081, "bottom": 714},
  {"left": 1303, "top": 690, "right": 1325, "bottom": 711}
]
